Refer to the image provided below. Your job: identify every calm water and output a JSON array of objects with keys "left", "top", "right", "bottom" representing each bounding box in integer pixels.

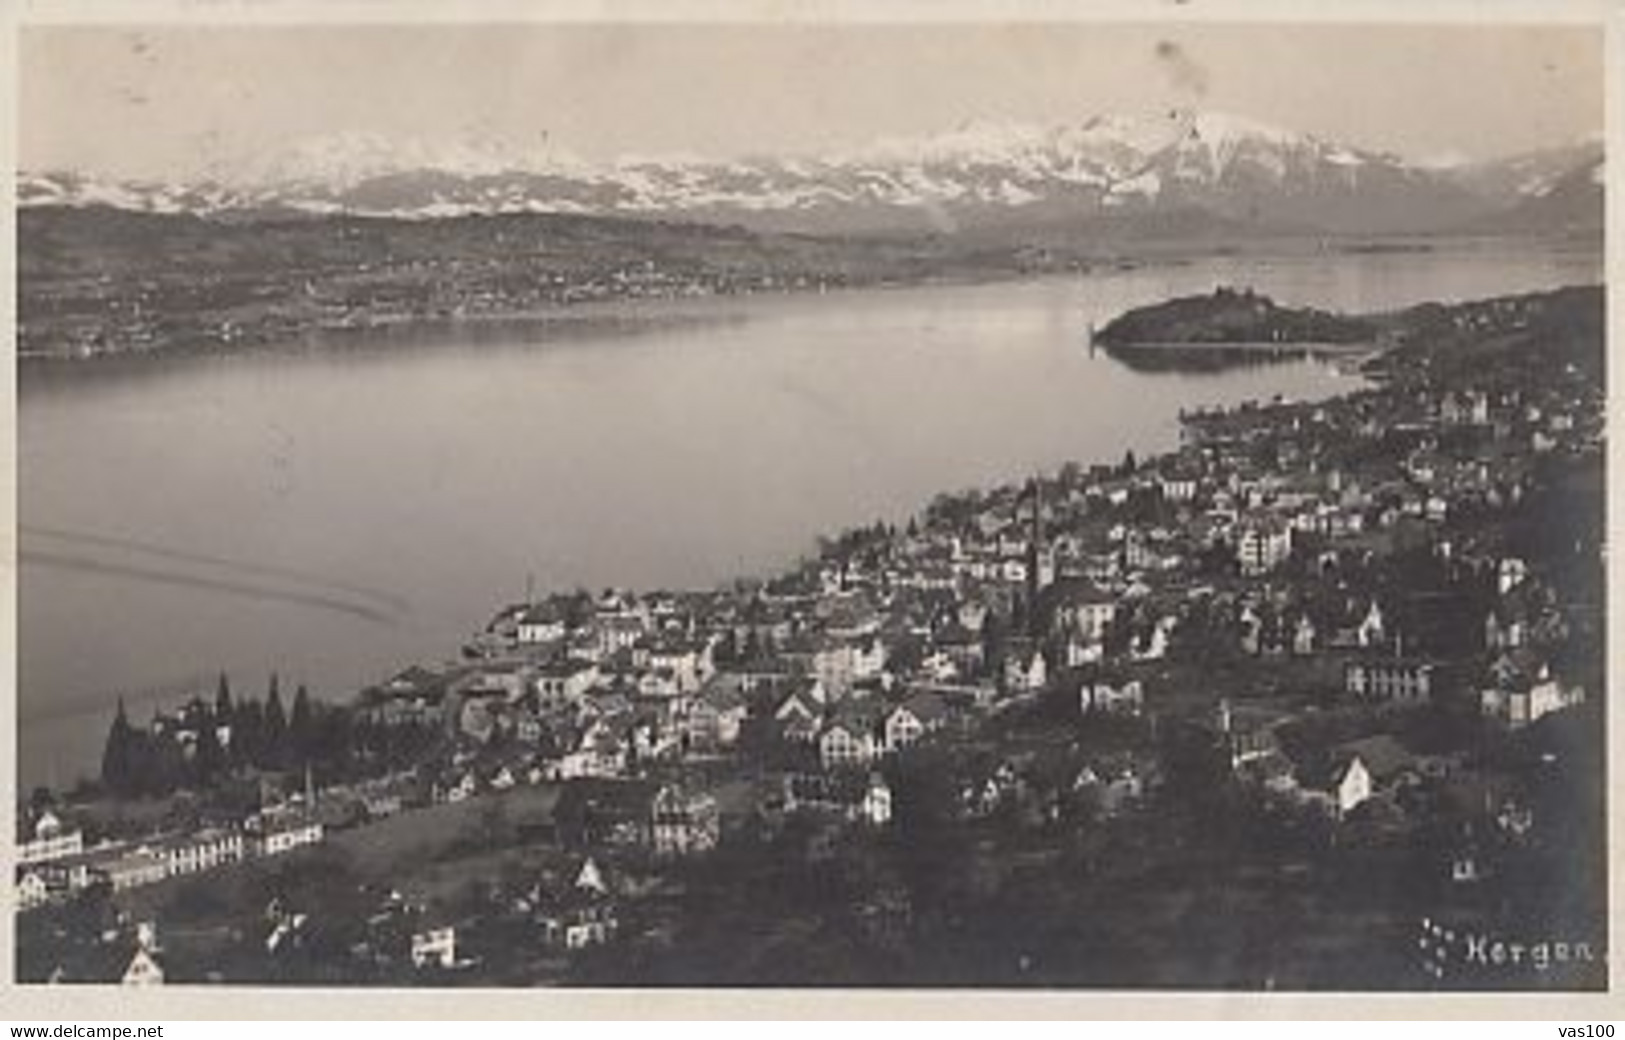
[{"left": 18, "top": 242, "right": 1602, "bottom": 788}]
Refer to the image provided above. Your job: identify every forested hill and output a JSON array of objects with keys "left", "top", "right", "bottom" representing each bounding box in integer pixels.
[{"left": 1094, "top": 287, "right": 1380, "bottom": 347}]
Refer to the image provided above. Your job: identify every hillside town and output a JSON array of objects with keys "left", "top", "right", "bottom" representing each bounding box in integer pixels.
[{"left": 15, "top": 285, "right": 1605, "bottom": 989}]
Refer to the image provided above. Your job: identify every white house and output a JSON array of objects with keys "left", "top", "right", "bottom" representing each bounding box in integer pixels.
[
  {"left": 1079, "top": 678, "right": 1144, "bottom": 716},
  {"left": 883, "top": 692, "right": 949, "bottom": 752},
  {"left": 254, "top": 809, "right": 325, "bottom": 857},
  {"left": 411, "top": 926, "right": 459, "bottom": 969},
  {"left": 121, "top": 944, "right": 165, "bottom": 987},
  {"left": 18, "top": 811, "right": 84, "bottom": 866},
  {"left": 859, "top": 773, "right": 893, "bottom": 826},
  {"left": 644, "top": 637, "right": 715, "bottom": 694},
  {"left": 1356, "top": 600, "right": 1386, "bottom": 648},
  {"left": 1057, "top": 584, "right": 1118, "bottom": 644},
  {"left": 1481, "top": 670, "right": 1585, "bottom": 729},
  {"left": 1323, "top": 735, "right": 1418, "bottom": 820},
  {"left": 1345, "top": 659, "right": 1434, "bottom": 704},
  {"left": 812, "top": 636, "right": 887, "bottom": 696},
  {"left": 1497, "top": 556, "right": 1529, "bottom": 595},
  {"left": 16, "top": 869, "right": 53, "bottom": 910},
  {"left": 1334, "top": 755, "right": 1373, "bottom": 816},
  {"left": 163, "top": 828, "right": 245, "bottom": 878},
  {"left": 1236, "top": 517, "right": 1292, "bottom": 575},
  {"left": 819, "top": 711, "right": 880, "bottom": 769}
]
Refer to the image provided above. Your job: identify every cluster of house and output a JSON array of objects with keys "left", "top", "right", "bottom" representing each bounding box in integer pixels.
[
  {"left": 321, "top": 316, "right": 1594, "bottom": 860},
  {"left": 21, "top": 245, "right": 843, "bottom": 361},
  {"left": 32, "top": 920, "right": 169, "bottom": 987},
  {"left": 405, "top": 854, "right": 624, "bottom": 976},
  {"left": 15, "top": 803, "right": 325, "bottom": 911},
  {"left": 32, "top": 847, "right": 629, "bottom": 987},
  {"left": 1211, "top": 693, "right": 1539, "bottom": 881}
]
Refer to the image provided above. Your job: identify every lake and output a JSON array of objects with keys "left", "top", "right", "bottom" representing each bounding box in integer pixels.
[{"left": 17, "top": 240, "right": 1602, "bottom": 789}]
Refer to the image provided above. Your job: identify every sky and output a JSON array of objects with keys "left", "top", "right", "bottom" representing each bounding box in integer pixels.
[{"left": 18, "top": 21, "right": 1605, "bottom": 180}]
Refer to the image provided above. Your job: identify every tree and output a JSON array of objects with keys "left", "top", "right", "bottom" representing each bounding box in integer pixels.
[
  {"left": 215, "top": 672, "right": 234, "bottom": 721},
  {"left": 289, "top": 684, "right": 314, "bottom": 765},
  {"left": 233, "top": 697, "right": 264, "bottom": 768},
  {"left": 264, "top": 674, "right": 288, "bottom": 768},
  {"left": 146, "top": 730, "right": 185, "bottom": 797},
  {"left": 194, "top": 716, "right": 226, "bottom": 786},
  {"left": 981, "top": 609, "right": 1008, "bottom": 678},
  {"left": 100, "top": 698, "right": 136, "bottom": 797},
  {"left": 1011, "top": 594, "right": 1031, "bottom": 640}
]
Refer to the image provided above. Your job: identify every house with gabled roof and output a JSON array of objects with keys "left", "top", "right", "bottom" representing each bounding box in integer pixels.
[
  {"left": 883, "top": 690, "right": 951, "bottom": 752},
  {"left": 1323, "top": 734, "right": 1421, "bottom": 818},
  {"left": 45, "top": 924, "right": 165, "bottom": 986},
  {"left": 525, "top": 857, "right": 618, "bottom": 950},
  {"left": 16, "top": 867, "right": 55, "bottom": 910},
  {"left": 818, "top": 703, "right": 882, "bottom": 769},
  {"left": 1480, "top": 654, "right": 1584, "bottom": 729},
  {"left": 773, "top": 677, "right": 828, "bottom": 742}
]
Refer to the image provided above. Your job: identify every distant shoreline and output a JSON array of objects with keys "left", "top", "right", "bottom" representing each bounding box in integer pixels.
[{"left": 16, "top": 218, "right": 1599, "bottom": 366}]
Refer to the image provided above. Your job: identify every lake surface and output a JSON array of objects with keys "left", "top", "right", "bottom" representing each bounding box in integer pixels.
[{"left": 17, "top": 241, "right": 1602, "bottom": 789}]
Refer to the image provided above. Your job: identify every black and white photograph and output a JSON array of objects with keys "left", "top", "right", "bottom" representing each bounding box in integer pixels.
[{"left": 8, "top": 1, "right": 1612, "bottom": 998}]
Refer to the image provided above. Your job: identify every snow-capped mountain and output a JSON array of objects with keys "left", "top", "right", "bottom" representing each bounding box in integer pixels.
[
  {"left": 1463, "top": 152, "right": 1605, "bottom": 235},
  {"left": 1443, "top": 136, "right": 1604, "bottom": 206},
  {"left": 17, "top": 170, "right": 260, "bottom": 214},
  {"left": 17, "top": 111, "right": 1603, "bottom": 236}
]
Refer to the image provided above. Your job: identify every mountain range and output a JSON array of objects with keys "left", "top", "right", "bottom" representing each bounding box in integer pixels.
[{"left": 18, "top": 111, "right": 1603, "bottom": 238}]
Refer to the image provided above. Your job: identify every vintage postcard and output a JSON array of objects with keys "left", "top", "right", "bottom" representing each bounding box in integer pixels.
[{"left": 2, "top": 0, "right": 1618, "bottom": 1018}]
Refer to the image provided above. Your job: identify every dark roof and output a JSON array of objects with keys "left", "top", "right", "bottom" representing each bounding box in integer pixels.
[
  {"left": 1332, "top": 734, "right": 1417, "bottom": 782},
  {"left": 894, "top": 690, "right": 950, "bottom": 724},
  {"left": 826, "top": 700, "right": 884, "bottom": 733}
]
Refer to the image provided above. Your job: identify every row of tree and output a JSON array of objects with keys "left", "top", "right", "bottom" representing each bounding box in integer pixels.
[{"left": 99, "top": 674, "right": 350, "bottom": 798}]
